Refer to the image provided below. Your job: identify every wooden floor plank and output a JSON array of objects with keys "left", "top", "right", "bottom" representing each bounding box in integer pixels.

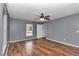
[{"left": 7, "top": 38, "right": 79, "bottom": 56}]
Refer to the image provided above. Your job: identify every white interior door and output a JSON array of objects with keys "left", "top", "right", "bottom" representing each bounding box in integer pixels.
[{"left": 37, "top": 24, "right": 45, "bottom": 38}]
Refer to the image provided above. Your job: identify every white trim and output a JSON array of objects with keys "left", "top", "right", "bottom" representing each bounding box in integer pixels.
[
  {"left": 4, "top": 43, "right": 10, "bottom": 56},
  {"left": 2, "top": 44, "right": 7, "bottom": 55},
  {"left": 9, "top": 38, "right": 36, "bottom": 43},
  {"left": 2, "top": 14, "right": 8, "bottom": 55},
  {"left": 9, "top": 37, "right": 46, "bottom": 43},
  {"left": 47, "top": 38, "right": 79, "bottom": 48}
]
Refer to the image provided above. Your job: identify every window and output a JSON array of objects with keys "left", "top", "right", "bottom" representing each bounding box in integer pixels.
[{"left": 26, "top": 24, "right": 33, "bottom": 36}]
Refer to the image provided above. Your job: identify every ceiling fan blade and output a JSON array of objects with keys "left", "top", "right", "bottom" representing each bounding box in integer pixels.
[
  {"left": 45, "top": 17, "right": 50, "bottom": 20},
  {"left": 45, "top": 15, "right": 50, "bottom": 17},
  {"left": 40, "top": 16, "right": 44, "bottom": 18}
]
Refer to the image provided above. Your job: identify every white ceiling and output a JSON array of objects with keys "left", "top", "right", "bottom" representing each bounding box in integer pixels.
[{"left": 7, "top": 3, "right": 79, "bottom": 22}]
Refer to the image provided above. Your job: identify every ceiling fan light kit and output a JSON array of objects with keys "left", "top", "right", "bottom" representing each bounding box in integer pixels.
[{"left": 40, "top": 18, "right": 45, "bottom": 21}]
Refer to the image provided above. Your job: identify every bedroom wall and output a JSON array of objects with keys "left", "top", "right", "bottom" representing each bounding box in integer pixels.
[
  {"left": 9, "top": 18, "right": 37, "bottom": 42},
  {"left": 0, "top": 3, "right": 4, "bottom": 55},
  {"left": 47, "top": 13, "right": 79, "bottom": 46}
]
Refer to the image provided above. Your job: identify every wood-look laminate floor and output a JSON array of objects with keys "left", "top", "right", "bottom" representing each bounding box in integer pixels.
[{"left": 7, "top": 38, "right": 79, "bottom": 56}]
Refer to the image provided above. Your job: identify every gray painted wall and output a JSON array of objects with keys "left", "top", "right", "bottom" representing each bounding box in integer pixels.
[
  {"left": 10, "top": 18, "right": 37, "bottom": 42},
  {"left": 0, "top": 4, "right": 3, "bottom": 55},
  {"left": 47, "top": 13, "right": 79, "bottom": 46}
]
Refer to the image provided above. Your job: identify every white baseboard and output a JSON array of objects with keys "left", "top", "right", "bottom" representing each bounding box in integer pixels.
[
  {"left": 47, "top": 38, "right": 79, "bottom": 48},
  {"left": 9, "top": 37, "right": 46, "bottom": 43},
  {"left": 9, "top": 38, "right": 36, "bottom": 43},
  {"left": 2, "top": 44, "right": 7, "bottom": 55},
  {"left": 4, "top": 43, "right": 10, "bottom": 56}
]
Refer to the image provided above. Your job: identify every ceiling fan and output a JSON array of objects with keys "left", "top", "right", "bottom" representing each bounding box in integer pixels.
[{"left": 36, "top": 13, "right": 50, "bottom": 21}]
